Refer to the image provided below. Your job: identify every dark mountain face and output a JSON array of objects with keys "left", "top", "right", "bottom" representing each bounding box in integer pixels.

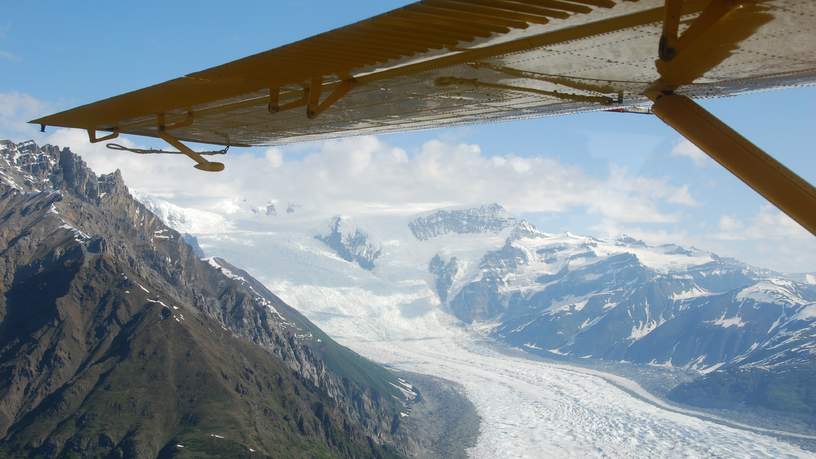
[{"left": 0, "top": 141, "right": 412, "bottom": 458}]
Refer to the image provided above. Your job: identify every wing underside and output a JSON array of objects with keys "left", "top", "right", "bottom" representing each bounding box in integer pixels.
[{"left": 31, "top": 0, "right": 816, "bottom": 147}]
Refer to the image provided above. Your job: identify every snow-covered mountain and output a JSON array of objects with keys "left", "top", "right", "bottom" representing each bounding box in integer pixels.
[
  {"left": 138, "top": 196, "right": 816, "bottom": 414},
  {"left": 444, "top": 230, "right": 814, "bottom": 375}
]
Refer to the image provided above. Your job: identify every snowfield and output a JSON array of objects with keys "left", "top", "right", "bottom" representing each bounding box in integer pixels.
[{"left": 349, "top": 335, "right": 812, "bottom": 458}]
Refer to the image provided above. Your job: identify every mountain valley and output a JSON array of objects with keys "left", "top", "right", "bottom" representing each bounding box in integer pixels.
[
  {"left": 4, "top": 139, "right": 814, "bottom": 457},
  {"left": 135, "top": 177, "right": 816, "bottom": 454}
]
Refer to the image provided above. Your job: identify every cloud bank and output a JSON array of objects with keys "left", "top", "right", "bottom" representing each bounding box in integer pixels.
[
  {"left": 2, "top": 91, "right": 813, "bottom": 272},
  {"left": 37, "top": 129, "right": 697, "bottom": 227}
]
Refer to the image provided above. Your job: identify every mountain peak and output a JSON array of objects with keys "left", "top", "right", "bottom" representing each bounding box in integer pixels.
[
  {"left": 55, "top": 147, "right": 103, "bottom": 201},
  {"left": 0, "top": 141, "right": 130, "bottom": 204},
  {"left": 0, "top": 140, "right": 59, "bottom": 192},
  {"left": 99, "top": 168, "right": 126, "bottom": 191},
  {"left": 509, "top": 219, "right": 548, "bottom": 240}
]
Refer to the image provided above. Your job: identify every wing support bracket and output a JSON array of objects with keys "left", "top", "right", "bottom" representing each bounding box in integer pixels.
[
  {"left": 102, "top": 111, "right": 226, "bottom": 172},
  {"left": 268, "top": 87, "right": 310, "bottom": 114},
  {"left": 267, "top": 77, "right": 357, "bottom": 119},
  {"left": 155, "top": 111, "right": 224, "bottom": 171},
  {"left": 155, "top": 130, "right": 225, "bottom": 172},
  {"left": 87, "top": 128, "right": 119, "bottom": 143},
  {"left": 268, "top": 88, "right": 280, "bottom": 113},
  {"left": 305, "top": 77, "right": 357, "bottom": 119}
]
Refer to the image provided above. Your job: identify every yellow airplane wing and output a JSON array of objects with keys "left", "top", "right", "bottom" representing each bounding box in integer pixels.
[{"left": 30, "top": 0, "right": 816, "bottom": 234}]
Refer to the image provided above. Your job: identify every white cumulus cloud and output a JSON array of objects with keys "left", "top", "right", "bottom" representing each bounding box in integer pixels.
[{"left": 27, "top": 127, "right": 694, "bottom": 227}]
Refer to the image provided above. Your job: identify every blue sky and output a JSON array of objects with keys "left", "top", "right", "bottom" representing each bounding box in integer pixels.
[{"left": 1, "top": 1, "right": 815, "bottom": 272}]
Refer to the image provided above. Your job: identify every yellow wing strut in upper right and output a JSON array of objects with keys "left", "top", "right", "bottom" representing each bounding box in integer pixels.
[{"left": 646, "top": 0, "right": 816, "bottom": 236}]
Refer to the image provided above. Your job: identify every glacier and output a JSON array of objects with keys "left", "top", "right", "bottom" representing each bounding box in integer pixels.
[{"left": 352, "top": 335, "right": 812, "bottom": 458}]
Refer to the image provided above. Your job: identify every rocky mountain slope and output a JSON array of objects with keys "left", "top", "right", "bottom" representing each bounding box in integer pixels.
[{"left": 0, "top": 140, "right": 418, "bottom": 458}]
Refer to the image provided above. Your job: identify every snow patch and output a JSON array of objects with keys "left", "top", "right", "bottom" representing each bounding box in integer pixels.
[
  {"left": 146, "top": 298, "right": 171, "bottom": 308},
  {"left": 700, "top": 362, "right": 725, "bottom": 374},
  {"left": 629, "top": 318, "right": 665, "bottom": 340},
  {"left": 153, "top": 228, "right": 173, "bottom": 240},
  {"left": 205, "top": 257, "right": 248, "bottom": 282},
  {"left": 58, "top": 223, "right": 90, "bottom": 241},
  {"left": 707, "top": 315, "right": 746, "bottom": 328},
  {"left": 671, "top": 286, "right": 710, "bottom": 300},
  {"left": 389, "top": 381, "right": 418, "bottom": 401}
]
